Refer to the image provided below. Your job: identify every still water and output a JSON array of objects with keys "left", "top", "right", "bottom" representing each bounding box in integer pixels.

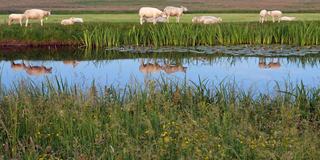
[{"left": 1, "top": 47, "right": 320, "bottom": 92}]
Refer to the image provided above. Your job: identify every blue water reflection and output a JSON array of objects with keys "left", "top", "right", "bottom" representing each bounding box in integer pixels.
[{"left": 2, "top": 55, "right": 320, "bottom": 92}]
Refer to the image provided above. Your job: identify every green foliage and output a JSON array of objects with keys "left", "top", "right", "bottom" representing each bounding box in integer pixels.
[
  {"left": 0, "top": 80, "right": 320, "bottom": 159},
  {"left": 80, "top": 22, "right": 320, "bottom": 47},
  {"left": 0, "top": 21, "right": 319, "bottom": 47}
]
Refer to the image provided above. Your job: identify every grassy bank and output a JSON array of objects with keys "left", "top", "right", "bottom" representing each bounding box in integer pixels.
[
  {"left": 0, "top": 21, "right": 319, "bottom": 47},
  {"left": 1, "top": 13, "right": 319, "bottom": 24},
  {"left": 1, "top": 0, "right": 319, "bottom": 12},
  {"left": 0, "top": 80, "right": 320, "bottom": 159}
]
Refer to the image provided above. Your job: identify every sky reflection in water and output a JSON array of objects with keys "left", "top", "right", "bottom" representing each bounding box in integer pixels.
[{"left": 2, "top": 51, "right": 320, "bottom": 93}]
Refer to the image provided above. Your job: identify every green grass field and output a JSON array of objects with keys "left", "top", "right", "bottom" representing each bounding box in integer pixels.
[
  {"left": 1, "top": 13, "right": 320, "bottom": 24},
  {"left": 1, "top": 0, "right": 319, "bottom": 12}
]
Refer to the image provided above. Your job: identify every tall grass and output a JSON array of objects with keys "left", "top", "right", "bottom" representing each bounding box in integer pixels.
[
  {"left": 0, "top": 79, "right": 320, "bottom": 159},
  {"left": 0, "top": 21, "right": 319, "bottom": 47},
  {"left": 81, "top": 22, "right": 320, "bottom": 48}
]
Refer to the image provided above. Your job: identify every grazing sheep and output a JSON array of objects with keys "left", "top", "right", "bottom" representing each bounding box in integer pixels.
[
  {"left": 267, "top": 10, "right": 282, "bottom": 23},
  {"left": 24, "top": 9, "right": 51, "bottom": 27},
  {"left": 163, "top": 6, "right": 188, "bottom": 23},
  {"left": 70, "top": 17, "right": 84, "bottom": 23},
  {"left": 259, "top": 9, "right": 268, "bottom": 23},
  {"left": 143, "top": 16, "right": 167, "bottom": 23},
  {"left": 8, "top": 14, "right": 25, "bottom": 26},
  {"left": 192, "top": 16, "right": 222, "bottom": 24},
  {"left": 279, "top": 16, "right": 296, "bottom": 21},
  {"left": 139, "top": 7, "right": 166, "bottom": 25},
  {"left": 61, "top": 19, "right": 75, "bottom": 25},
  {"left": 61, "top": 17, "right": 84, "bottom": 25}
]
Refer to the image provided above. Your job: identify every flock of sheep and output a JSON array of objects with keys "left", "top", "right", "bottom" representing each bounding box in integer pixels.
[
  {"left": 8, "top": 9, "right": 83, "bottom": 26},
  {"left": 7, "top": 7, "right": 296, "bottom": 27},
  {"left": 259, "top": 10, "right": 296, "bottom": 23}
]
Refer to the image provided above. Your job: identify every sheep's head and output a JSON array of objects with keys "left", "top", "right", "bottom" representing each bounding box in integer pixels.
[
  {"left": 181, "top": 6, "right": 188, "bottom": 12},
  {"left": 45, "top": 11, "right": 51, "bottom": 16},
  {"left": 45, "top": 11, "right": 51, "bottom": 20},
  {"left": 161, "top": 12, "right": 167, "bottom": 18},
  {"left": 217, "top": 17, "right": 222, "bottom": 22},
  {"left": 267, "top": 11, "right": 271, "bottom": 15}
]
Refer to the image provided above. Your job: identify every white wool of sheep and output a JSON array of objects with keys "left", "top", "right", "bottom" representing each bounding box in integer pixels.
[
  {"left": 61, "top": 19, "right": 75, "bottom": 25},
  {"left": 267, "top": 10, "right": 283, "bottom": 22},
  {"left": 163, "top": 6, "right": 188, "bottom": 23},
  {"left": 144, "top": 16, "right": 167, "bottom": 23},
  {"left": 279, "top": 16, "right": 296, "bottom": 21},
  {"left": 71, "top": 17, "right": 84, "bottom": 23},
  {"left": 24, "top": 9, "right": 51, "bottom": 27},
  {"left": 139, "top": 7, "right": 166, "bottom": 25},
  {"left": 259, "top": 9, "right": 268, "bottom": 23},
  {"left": 8, "top": 14, "right": 26, "bottom": 26},
  {"left": 192, "top": 16, "right": 222, "bottom": 24}
]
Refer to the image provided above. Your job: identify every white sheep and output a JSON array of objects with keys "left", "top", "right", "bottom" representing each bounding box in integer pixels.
[
  {"left": 143, "top": 16, "right": 167, "bottom": 23},
  {"left": 163, "top": 6, "right": 188, "bottom": 23},
  {"left": 61, "top": 19, "right": 75, "bottom": 25},
  {"left": 139, "top": 7, "right": 166, "bottom": 25},
  {"left": 267, "top": 10, "right": 282, "bottom": 23},
  {"left": 279, "top": 16, "right": 296, "bottom": 21},
  {"left": 192, "top": 16, "right": 222, "bottom": 24},
  {"left": 24, "top": 9, "right": 51, "bottom": 27},
  {"left": 61, "top": 17, "right": 84, "bottom": 25},
  {"left": 259, "top": 9, "right": 268, "bottom": 23},
  {"left": 8, "top": 14, "right": 25, "bottom": 26},
  {"left": 70, "top": 17, "right": 84, "bottom": 23}
]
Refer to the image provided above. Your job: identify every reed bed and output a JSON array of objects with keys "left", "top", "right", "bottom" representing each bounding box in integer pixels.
[
  {"left": 0, "top": 21, "right": 319, "bottom": 47},
  {"left": 81, "top": 22, "right": 320, "bottom": 48},
  {"left": 0, "top": 79, "right": 320, "bottom": 159}
]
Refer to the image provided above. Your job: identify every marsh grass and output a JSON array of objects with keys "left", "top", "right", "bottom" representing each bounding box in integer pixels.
[
  {"left": 0, "top": 79, "right": 320, "bottom": 159},
  {"left": 0, "top": 21, "right": 319, "bottom": 47},
  {"left": 81, "top": 22, "right": 320, "bottom": 48}
]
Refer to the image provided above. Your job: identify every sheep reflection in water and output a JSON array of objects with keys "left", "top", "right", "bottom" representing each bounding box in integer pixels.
[
  {"left": 11, "top": 61, "right": 26, "bottom": 71},
  {"left": 258, "top": 57, "right": 281, "bottom": 69},
  {"left": 139, "top": 59, "right": 187, "bottom": 74},
  {"left": 139, "top": 59, "right": 162, "bottom": 74},
  {"left": 11, "top": 61, "right": 52, "bottom": 76},
  {"left": 63, "top": 60, "right": 79, "bottom": 68}
]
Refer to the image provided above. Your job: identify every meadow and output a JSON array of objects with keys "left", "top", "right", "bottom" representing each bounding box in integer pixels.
[
  {"left": 0, "top": 13, "right": 319, "bottom": 24},
  {"left": 0, "top": 79, "right": 320, "bottom": 159},
  {"left": 1, "top": 0, "right": 319, "bottom": 12}
]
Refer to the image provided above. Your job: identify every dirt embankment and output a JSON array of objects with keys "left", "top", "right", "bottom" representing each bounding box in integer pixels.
[{"left": 0, "top": 40, "right": 79, "bottom": 48}]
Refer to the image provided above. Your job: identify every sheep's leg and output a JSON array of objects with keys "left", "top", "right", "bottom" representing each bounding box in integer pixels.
[
  {"left": 176, "top": 16, "right": 180, "bottom": 23},
  {"left": 8, "top": 19, "right": 12, "bottom": 25},
  {"left": 167, "top": 15, "right": 170, "bottom": 23},
  {"left": 25, "top": 18, "right": 29, "bottom": 27},
  {"left": 19, "top": 19, "right": 22, "bottom": 26},
  {"left": 272, "top": 16, "right": 275, "bottom": 23},
  {"left": 153, "top": 16, "right": 156, "bottom": 25},
  {"left": 278, "top": 17, "right": 280, "bottom": 23},
  {"left": 140, "top": 16, "right": 144, "bottom": 25},
  {"left": 41, "top": 19, "right": 43, "bottom": 26}
]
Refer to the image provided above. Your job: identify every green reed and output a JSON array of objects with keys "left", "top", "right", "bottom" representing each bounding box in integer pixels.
[
  {"left": 80, "top": 22, "right": 320, "bottom": 48},
  {"left": 0, "top": 21, "right": 319, "bottom": 47},
  {"left": 0, "top": 79, "right": 320, "bottom": 159}
]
